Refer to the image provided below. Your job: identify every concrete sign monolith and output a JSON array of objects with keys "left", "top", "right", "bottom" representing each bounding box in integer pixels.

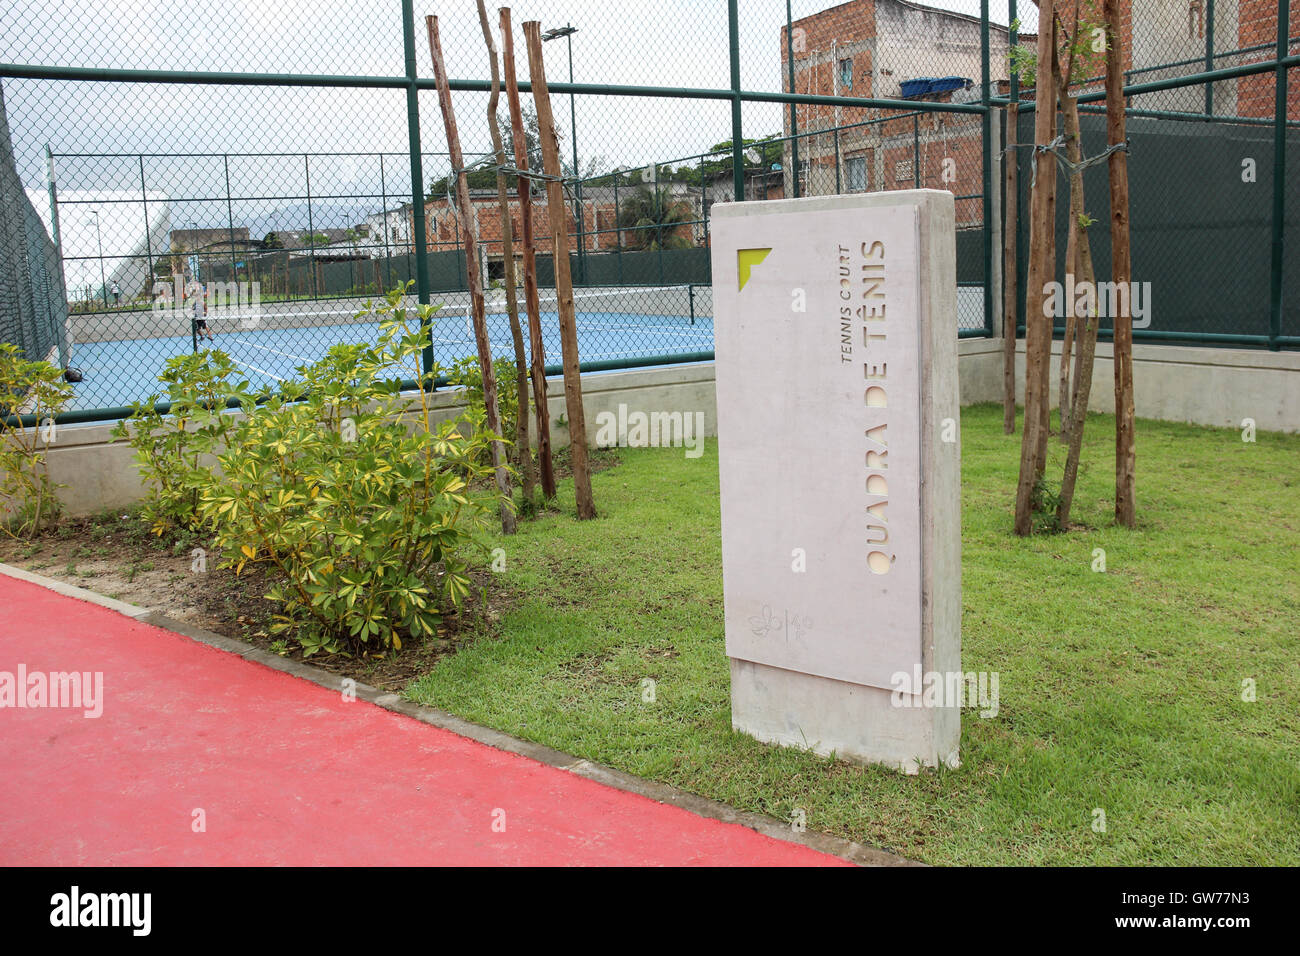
[{"left": 711, "top": 190, "right": 961, "bottom": 773}]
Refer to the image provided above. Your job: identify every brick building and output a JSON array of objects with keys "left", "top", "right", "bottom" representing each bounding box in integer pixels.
[
  {"left": 412, "top": 184, "right": 702, "bottom": 274},
  {"left": 1051, "top": 0, "right": 1297, "bottom": 118},
  {"left": 781, "top": 0, "right": 1297, "bottom": 226},
  {"left": 779, "top": 0, "right": 1021, "bottom": 226},
  {"left": 1117, "top": 0, "right": 1298, "bottom": 119}
]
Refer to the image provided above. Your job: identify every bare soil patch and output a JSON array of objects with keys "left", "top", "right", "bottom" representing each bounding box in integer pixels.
[{"left": 0, "top": 448, "right": 621, "bottom": 690}]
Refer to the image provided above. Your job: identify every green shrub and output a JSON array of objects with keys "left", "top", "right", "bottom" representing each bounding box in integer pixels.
[
  {"left": 111, "top": 350, "right": 255, "bottom": 536},
  {"left": 196, "top": 289, "right": 499, "bottom": 657},
  {"left": 0, "top": 344, "right": 73, "bottom": 537},
  {"left": 446, "top": 353, "right": 523, "bottom": 467}
]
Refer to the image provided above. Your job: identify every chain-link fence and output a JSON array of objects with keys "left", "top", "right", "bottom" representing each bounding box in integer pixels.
[
  {"left": 1004, "top": 0, "right": 1298, "bottom": 348},
  {"left": 1, "top": 84, "right": 68, "bottom": 370},
  {"left": 1, "top": 1, "right": 1295, "bottom": 421}
]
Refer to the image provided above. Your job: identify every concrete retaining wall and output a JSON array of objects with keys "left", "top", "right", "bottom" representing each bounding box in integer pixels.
[
  {"left": 6, "top": 337, "right": 1297, "bottom": 518},
  {"left": 1014, "top": 340, "right": 1300, "bottom": 434}
]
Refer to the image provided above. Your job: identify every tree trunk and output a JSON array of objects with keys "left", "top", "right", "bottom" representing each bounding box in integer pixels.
[
  {"left": 1058, "top": 200, "right": 1077, "bottom": 440},
  {"left": 1104, "top": 0, "right": 1136, "bottom": 527},
  {"left": 1056, "top": 223, "right": 1100, "bottom": 529},
  {"left": 426, "top": 15, "right": 516, "bottom": 535},
  {"left": 502, "top": 8, "right": 557, "bottom": 500},
  {"left": 1013, "top": 4, "right": 1059, "bottom": 536},
  {"left": 1002, "top": 101, "right": 1019, "bottom": 435},
  {"left": 1056, "top": 86, "right": 1084, "bottom": 439},
  {"left": 478, "top": 0, "right": 536, "bottom": 504},
  {"left": 1055, "top": 71, "right": 1102, "bottom": 531},
  {"left": 524, "top": 20, "right": 595, "bottom": 519}
]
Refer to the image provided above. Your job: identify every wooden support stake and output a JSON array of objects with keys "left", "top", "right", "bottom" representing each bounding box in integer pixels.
[
  {"left": 524, "top": 19, "right": 595, "bottom": 519},
  {"left": 478, "top": 0, "right": 536, "bottom": 504},
  {"left": 1105, "top": 0, "right": 1136, "bottom": 527},
  {"left": 502, "top": 8, "right": 556, "bottom": 500},
  {"left": 427, "top": 14, "right": 517, "bottom": 535},
  {"left": 1055, "top": 5, "right": 1083, "bottom": 441},
  {"left": 1013, "top": 2, "right": 1059, "bottom": 536},
  {"left": 1055, "top": 62, "right": 1102, "bottom": 529}
]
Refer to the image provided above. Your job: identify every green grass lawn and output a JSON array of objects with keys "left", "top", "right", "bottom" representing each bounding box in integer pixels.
[{"left": 407, "top": 403, "right": 1300, "bottom": 865}]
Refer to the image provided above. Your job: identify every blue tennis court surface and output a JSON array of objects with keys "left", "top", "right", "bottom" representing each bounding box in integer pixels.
[
  {"left": 63, "top": 292, "right": 715, "bottom": 411},
  {"left": 60, "top": 284, "right": 981, "bottom": 412}
]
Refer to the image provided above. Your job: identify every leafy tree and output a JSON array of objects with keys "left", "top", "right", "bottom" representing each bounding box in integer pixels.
[
  {"left": 429, "top": 105, "right": 546, "bottom": 199},
  {"left": 698, "top": 136, "right": 783, "bottom": 181},
  {"left": 0, "top": 344, "right": 73, "bottom": 537},
  {"left": 617, "top": 187, "right": 694, "bottom": 251},
  {"left": 262, "top": 231, "right": 284, "bottom": 249}
]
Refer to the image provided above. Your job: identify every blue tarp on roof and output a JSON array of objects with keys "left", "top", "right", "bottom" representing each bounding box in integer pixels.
[{"left": 900, "top": 76, "right": 973, "bottom": 98}]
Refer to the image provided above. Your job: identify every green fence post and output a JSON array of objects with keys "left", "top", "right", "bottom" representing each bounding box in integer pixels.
[
  {"left": 402, "top": 0, "right": 434, "bottom": 381},
  {"left": 615, "top": 176, "right": 624, "bottom": 285},
  {"left": 224, "top": 154, "right": 237, "bottom": 286},
  {"left": 454, "top": 209, "right": 464, "bottom": 289},
  {"left": 1269, "top": 0, "right": 1289, "bottom": 350},
  {"left": 380, "top": 153, "right": 391, "bottom": 291},
  {"left": 981, "top": 0, "right": 993, "bottom": 337},
  {"left": 45, "top": 144, "right": 72, "bottom": 365},
  {"left": 701, "top": 158, "right": 710, "bottom": 258},
  {"left": 729, "top": 0, "right": 743, "bottom": 202},
  {"left": 834, "top": 127, "right": 842, "bottom": 193},
  {"left": 1009, "top": 0, "right": 1022, "bottom": 337},
  {"left": 139, "top": 154, "right": 153, "bottom": 300},
  {"left": 304, "top": 154, "right": 317, "bottom": 299},
  {"left": 913, "top": 114, "right": 920, "bottom": 187},
  {"left": 786, "top": 0, "right": 800, "bottom": 198},
  {"left": 1205, "top": 0, "right": 1215, "bottom": 117},
  {"left": 44, "top": 146, "right": 62, "bottom": 253}
]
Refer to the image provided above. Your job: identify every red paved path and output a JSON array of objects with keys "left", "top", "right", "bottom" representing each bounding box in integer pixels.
[{"left": 0, "top": 573, "right": 845, "bottom": 866}]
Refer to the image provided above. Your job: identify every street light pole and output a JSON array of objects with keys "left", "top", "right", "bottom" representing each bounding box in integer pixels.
[{"left": 544, "top": 24, "right": 583, "bottom": 285}]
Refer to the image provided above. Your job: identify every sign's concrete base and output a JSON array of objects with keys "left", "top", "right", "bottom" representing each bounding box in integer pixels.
[{"left": 731, "top": 659, "right": 960, "bottom": 775}]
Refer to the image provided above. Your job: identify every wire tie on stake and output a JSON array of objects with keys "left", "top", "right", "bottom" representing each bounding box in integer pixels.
[{"left": 1008, "top": 136, "right": 1130, "bottom": 188}]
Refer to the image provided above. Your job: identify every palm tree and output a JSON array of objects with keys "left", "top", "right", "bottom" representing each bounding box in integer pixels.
[{"left": 617, "top": 187, "right": 694, "bottom": 251}]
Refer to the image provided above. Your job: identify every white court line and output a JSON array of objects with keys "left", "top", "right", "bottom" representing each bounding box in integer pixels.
[
  {"left": 573, "top": 322, "right": 712, "bottom": 332},
  {"left": 572, "top": 327, "right": 713, "bottom": 338},
  {"left": 582, "top": 348, "right": 712, "bottom": 359},
  {"left": 229, "top": 358, "right": 286, "bottom": 382},
  {"left": 222, "top": 307, "right": 360, "bottom": 321},
  {"left": 203, "top": 288, "right": 696, "bottom": 323},
  {"left": 229, "top": 337, "right": 313, "bottom": 363}
]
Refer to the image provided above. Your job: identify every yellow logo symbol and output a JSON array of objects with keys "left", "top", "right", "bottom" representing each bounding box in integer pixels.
[{"left": 737, "top": 247, "right": 772, "bottom": 291}]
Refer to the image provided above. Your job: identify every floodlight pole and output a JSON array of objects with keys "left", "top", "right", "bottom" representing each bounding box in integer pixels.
[{"left": 544, "top": 25, "right": 583, "bottom": 284}]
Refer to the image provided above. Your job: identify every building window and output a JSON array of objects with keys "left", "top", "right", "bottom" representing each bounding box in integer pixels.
[
  {"left": 797, "top": 159, "right": 809, "bottom": 192},
  {"left": 895, "top": 159, "right": 914, "bottom": 182},
  {"left": 839, "top": 57, "right": 853, "bottom": 90},
  {"left": 846, "top": 156, "right": 868, "bottom": 192}
]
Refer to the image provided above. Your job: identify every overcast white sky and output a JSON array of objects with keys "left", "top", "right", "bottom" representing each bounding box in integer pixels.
[{"left": 4, "top": 0, "right": 1026, "bottom": 243}]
